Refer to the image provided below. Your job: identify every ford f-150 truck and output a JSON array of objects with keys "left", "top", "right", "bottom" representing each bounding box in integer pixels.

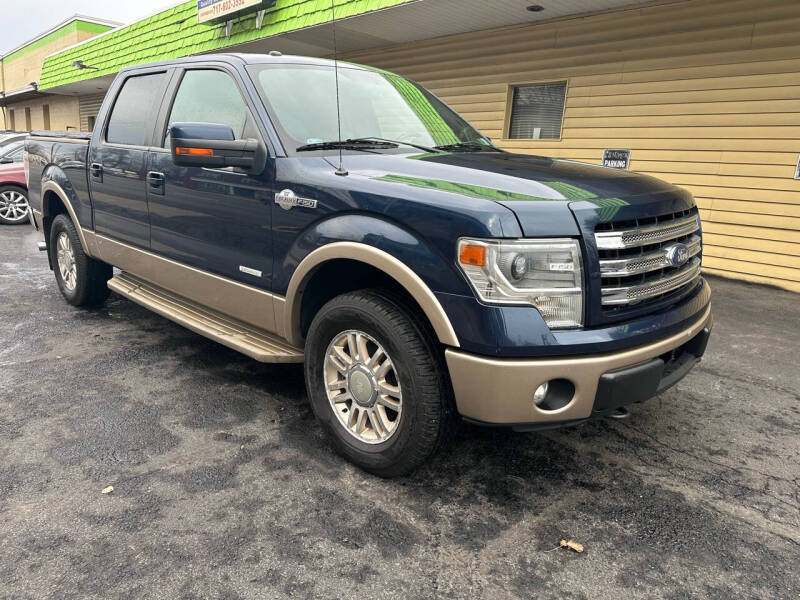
[{"left": 26, "top": 54, "right": 712, "bottom": 476}]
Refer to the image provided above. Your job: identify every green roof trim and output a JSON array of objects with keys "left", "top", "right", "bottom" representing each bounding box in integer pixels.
[
  {"left": 3, "top": 20, "right": 113, "bottom": 64},
  {"left": 40, "top": 0, "right": 414, "bottom": 90}
]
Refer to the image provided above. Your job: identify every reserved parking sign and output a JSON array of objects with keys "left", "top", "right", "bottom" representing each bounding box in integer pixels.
[{"left": 602, "top": 149, "right": 631, "bottom": 170}]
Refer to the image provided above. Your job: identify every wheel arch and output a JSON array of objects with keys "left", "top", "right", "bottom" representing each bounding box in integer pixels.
[
  {"left": 40, "top": 180, "right": 92, "bottom": 254},
  {"left": 0, "top": 182, "right": 28, "bottom": 193},
  {"left": 279, "top": 242, "right": 460, "bottom": 349}
]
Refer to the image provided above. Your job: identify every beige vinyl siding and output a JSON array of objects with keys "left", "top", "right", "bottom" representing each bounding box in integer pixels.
[
  {"left": 79, "top": 94, "right": 105, "bottom": 132},
  {"left": 346, "top": 0, "right": 800, "bottom": 293},
  {"left": 4, "top": 96, "right": 79, "bottom": 132}
]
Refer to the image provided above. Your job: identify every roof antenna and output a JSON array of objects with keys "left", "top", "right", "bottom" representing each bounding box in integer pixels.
[{"left": 331, "top": 0, "right": 348, "bottom": 176}]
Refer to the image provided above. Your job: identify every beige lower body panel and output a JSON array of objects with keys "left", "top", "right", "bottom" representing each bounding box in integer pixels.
[
  {"left": 89, "top": 232, "right": 278, "bottom": 334},
  {"left": 108, "top": 273, "right": 303, "bottom": 363},
  {"left": 445, "top": 305, "right": 712, "bottom": 425}
]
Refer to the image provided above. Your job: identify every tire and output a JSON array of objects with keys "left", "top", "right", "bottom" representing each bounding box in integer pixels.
[
  {"left": 49, "top": 214, "right": 112, "bottom": 307},
  {"left": 0, "top": 186, "right": 30, "bottom": 225},
  {"left": 305, "top": 289, "right": 454, "bottom": 477}
]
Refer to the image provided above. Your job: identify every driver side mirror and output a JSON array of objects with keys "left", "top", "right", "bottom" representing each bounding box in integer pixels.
[
  {"left": 169, "top": 122, "right": 266, "bottom": 173},
  {"left": 0, "top": 157, "right": 13, "bottom": 165}
]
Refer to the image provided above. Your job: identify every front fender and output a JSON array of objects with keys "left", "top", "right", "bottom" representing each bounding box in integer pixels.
[{"left": 277, "top": 214, "right": 470, "bottom": 347}]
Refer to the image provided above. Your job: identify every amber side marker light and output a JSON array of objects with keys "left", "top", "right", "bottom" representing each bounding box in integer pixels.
[
  {"left": 176, "top": 147, "right": 213, "bottom": 156},
  {"left": 459, "top": 244, "right": 487, "bottom": 267}
]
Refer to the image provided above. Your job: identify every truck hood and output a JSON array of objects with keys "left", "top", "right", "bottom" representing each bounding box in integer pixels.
[{"left": 334, "top": 151, "right": 692, "bottom": 236}]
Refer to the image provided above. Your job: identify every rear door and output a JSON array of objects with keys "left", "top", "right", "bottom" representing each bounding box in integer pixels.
[
  {"left": 147, "top": 66, "right": 275, "bottom": 289},
  {"left": 88, "top": 70, "right": 170, "bottom": 248}
]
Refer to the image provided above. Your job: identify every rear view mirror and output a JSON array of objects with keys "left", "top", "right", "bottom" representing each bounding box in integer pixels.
[
  {"left": 169, "top": 122, "right": 266, "bottom": 173},
  {"left": 0, "top": 157, "right": 13, "bottom": 165}
]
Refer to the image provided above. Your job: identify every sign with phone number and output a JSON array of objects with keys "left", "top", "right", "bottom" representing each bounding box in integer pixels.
[{"left": 197, "top": 0, "right": 274, "bottom": 24}]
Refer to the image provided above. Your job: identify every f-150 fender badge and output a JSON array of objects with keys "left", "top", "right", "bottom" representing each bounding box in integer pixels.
[{"left": 275, "top": 189, "right": 317, "bottom": 211}]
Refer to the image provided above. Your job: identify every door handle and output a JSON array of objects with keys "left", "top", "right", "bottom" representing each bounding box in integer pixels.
[
  {"left": 89, "top": 163, "right": 103, "bottom": 183},
  {"left": 147, "top": 171, "right": 165, "bottom": 196}
]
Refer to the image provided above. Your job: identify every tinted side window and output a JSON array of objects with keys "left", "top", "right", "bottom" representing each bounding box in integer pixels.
[
  {"left": 106, "top": 73, "right": 166, "bottom": 146},
  {"left": 164, "top": 70, "right": 249, "bottom": 147}
]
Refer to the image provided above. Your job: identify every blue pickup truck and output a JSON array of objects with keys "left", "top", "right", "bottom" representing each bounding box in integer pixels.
[{"left": 26, "top": 53, "right": 711, "bottom": 476}]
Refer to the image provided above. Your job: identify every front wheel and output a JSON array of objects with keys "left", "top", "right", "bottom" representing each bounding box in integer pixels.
[
  {"left": 0, "top": 186, "right": 30, "bottom": 225},
  {"left": 305, "top": 289, "right": 454, "bottom": 477},
  {"left": 50, "top": 214, "right": 112, "bottom": 307}
]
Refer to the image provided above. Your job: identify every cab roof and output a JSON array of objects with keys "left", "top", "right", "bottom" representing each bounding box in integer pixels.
[{"left": 118, "top": 53, "right": 369, "bottom": 74}]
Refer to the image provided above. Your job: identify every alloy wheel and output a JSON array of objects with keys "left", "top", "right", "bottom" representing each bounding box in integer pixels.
[
  {"left": 56, "top": 232, "right": 77, "bottom": 291},
  {"left": 0, "top": 190, "right": 29, "bottom": 223},
  {"left": 324, "top": 330, "right": 403, "bottom": 444}
]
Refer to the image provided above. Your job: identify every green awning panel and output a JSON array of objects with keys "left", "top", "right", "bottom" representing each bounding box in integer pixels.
[{"left": 39, "top": 0, "right": 414, "bottom": 90}]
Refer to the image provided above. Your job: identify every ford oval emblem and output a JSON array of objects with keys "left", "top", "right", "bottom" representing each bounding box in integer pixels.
[{"left": 665, "top": 243, "right": 690, "bottom": 267}]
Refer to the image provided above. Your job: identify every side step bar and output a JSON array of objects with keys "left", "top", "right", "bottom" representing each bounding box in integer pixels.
[{"left": 107, "top": 272, "right": 304, "bottom": 363}]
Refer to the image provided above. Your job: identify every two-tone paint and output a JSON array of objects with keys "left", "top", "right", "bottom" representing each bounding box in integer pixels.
[{"left": 25, "top": 54, "right": 711, "bottom": 428}]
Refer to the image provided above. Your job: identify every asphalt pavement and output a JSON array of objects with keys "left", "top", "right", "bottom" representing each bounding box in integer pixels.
[{"left": 1, "top": 224, "right": 798, "bottom": 599}]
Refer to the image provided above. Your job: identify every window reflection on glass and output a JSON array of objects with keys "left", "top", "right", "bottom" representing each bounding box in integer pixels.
[
  {"left": 250, "top": 64, "right": 489, "bottom": 152},
  {"left": 164, "top": 70, "right": 250, "bottom": 147}
]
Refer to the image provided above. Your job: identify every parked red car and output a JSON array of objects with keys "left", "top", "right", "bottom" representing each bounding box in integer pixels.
[{"left": 0, "top": 141, "right": 29, "bottom": 225}]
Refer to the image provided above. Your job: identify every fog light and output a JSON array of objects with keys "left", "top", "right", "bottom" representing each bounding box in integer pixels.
[{"left": 533, "top": 382, "right": 550, "bottom": 406}]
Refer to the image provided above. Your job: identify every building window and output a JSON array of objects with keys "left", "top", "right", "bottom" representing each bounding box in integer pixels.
[
  {"left": 25, "top": 107, "right": 32, "bottom": 132},
  {"left": 8, "top": 110, "right": 15, "bottom": 131},
  {"left": 43, "top": 104, "right": 51, "bottom": 130},
  {"left": 508, "top": 81, "right": 567, "bottom": 140}
]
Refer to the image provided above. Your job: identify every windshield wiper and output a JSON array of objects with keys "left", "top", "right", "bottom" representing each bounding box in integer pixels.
[
  {"left": 296, "top": 137, "right": 443, "bottom": 154},
  {"left": 347, "top": 137, "right": 442, "bottom": 154},
  {"left": 296, "top": 139, "right": 398, "bottom": 152},
  {"left": 434, "top": 141, "right": 503, "bottom": 153}
]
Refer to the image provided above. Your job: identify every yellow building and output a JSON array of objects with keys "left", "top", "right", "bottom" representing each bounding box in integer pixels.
[
  {"left": 11, "top": 0, "right": 800, "bottom": 292},
  {"left": 344, "top": 0, "right": 800, "bottom": 292},
  {"left": 0, "top": 15, "right": 117, "bottom": 131}
]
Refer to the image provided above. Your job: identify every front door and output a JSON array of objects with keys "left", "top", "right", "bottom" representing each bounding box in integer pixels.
[
  {"left": 89, "top": 71, "right": 169, "bottom": 248},
  {"left": 147, "top": 68, "right": 274, "bottom": 290}
]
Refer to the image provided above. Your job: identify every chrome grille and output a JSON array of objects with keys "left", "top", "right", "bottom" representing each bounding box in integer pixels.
[{"left": 595, "top": 208, "right": 702, "bottom": 307}]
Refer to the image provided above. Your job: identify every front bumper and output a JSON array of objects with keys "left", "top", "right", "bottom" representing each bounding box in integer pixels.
[{"left": 445, "top": 304, "right": 712, "bottom": 428}]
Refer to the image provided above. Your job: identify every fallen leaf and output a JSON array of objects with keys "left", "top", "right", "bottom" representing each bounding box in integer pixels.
[
  {"left": 559, "top": 539, "right": 584, "bottom": 553},
  {"left": 101, "top": 486, "right": 114, "bottom": 495}
]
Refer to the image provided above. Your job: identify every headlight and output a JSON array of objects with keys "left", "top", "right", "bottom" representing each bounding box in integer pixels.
[{"left": 457, "top": 238, "right": 584, "bottom": 328}]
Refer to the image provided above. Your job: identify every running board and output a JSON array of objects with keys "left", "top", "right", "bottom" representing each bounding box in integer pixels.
[{"left": 107, "top": 272, "right": 303, "bottom": 363}]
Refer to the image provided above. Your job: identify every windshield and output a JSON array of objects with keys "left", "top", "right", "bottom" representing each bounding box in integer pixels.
[{"left": 248, "top": 63, "right": 492, "bottom": 153}]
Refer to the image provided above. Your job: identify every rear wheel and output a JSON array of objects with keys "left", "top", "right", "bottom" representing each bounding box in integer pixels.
[
  {"left": 50, "top": 214, "right": 112, "bottom": 306},
  {"left": 0, "top": 186, "right": 30, "bottom": 225},
  {"left": 305, "top": 289, "right": 454, "bottom": 477}
]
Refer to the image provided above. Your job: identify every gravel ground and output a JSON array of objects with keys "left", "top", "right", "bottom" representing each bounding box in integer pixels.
[{"left": 1, "top": 224, "right": 798, "bottom": 600}]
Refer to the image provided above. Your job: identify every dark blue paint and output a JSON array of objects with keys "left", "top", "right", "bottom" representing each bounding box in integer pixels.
[
  {"left": 26, "top": 53, "right": 711, "bottom": 359},
  {"left": 147, "top": 150, "right": 276, "bottom": 285},
  {"left": 169, "top": 123, "right": 235, "bottom": 141}
]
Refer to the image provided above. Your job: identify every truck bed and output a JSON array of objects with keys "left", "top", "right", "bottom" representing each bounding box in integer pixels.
[
  {"left": 25, "top": 131, "right": 92, "bottom": 230},
  {"left": 29, "top": 130, "right": 92, "bottom": 142}
]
